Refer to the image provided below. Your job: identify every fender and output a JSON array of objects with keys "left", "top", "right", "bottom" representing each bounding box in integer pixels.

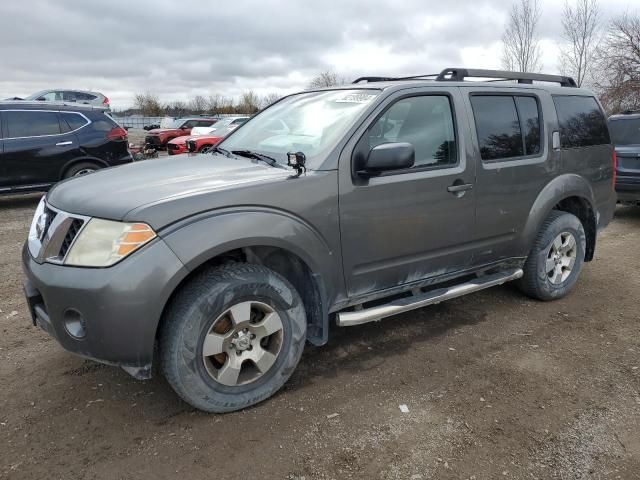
[
  {"left": 519, "top": 173, "right": 597, "bottom": 256},
  {"left": 160, "top": 207, "right": 341, "bottom": 340}
]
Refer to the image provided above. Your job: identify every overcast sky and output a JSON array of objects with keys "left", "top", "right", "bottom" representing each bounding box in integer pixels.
[{"left": 0, "top": 0, "right": 635, "bottom": 109}]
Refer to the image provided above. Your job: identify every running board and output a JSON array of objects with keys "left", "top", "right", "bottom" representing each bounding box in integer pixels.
[{"left": 336, "top": 268, "right": 523, "bottom": 327}]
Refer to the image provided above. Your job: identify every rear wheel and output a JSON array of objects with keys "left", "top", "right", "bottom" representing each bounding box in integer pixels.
[
  {"left": 64, "top": 162, "right": 100, "bottom": 178},
  {"left": 518, "top": 210, "right": 586, "bottom": 301},
  {"left": 159, "top": 263, "right": 307, "bottom": 412}
]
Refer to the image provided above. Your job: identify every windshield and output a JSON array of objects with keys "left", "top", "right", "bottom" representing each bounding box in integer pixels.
[
  {"left": 609, "top": 118, "right": 640, "bottom": 145},
  {"left": 219, "top": 89, "right": 380, "bottom": 165},
  {"left": 166, "top": 119, "right": 186, "bottom": 129}
]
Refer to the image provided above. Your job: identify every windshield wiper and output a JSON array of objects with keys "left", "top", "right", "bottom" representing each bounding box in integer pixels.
[
  {"left": 212, "top": 146, "right": 231, "bottom": 157},
  {"left": 231, "top": 150, "right": 285, "bottom": 169}
]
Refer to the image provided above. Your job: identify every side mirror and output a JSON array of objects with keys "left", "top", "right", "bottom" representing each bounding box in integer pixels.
[{"left": 359, "top": 142, "right": 415, "bottom": 176}]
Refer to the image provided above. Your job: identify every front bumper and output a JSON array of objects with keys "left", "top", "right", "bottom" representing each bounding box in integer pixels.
[{"left": 22, "top": 239, "right": 189, "bottom": 379}]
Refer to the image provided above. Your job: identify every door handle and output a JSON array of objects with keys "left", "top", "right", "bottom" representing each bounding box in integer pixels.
[
  {"left": 55, "top": 141, "right": 73, "bottom": 146},
  {"left": 447, "top": 183, "right": 474, "bottom": 193}
]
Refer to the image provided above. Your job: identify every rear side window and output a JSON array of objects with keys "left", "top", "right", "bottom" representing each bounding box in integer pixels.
[
  {"left": 367, "top": 95, "right": 457, "bottom": 168},
  {"left": 608, "top": 117, "right": 640, "bottom": 146},
  {"left": 5, "top": 111, "right": 61, "bottom": 138},
  {"left": 553, "top": 95, "right": 610, "bottom": 148},
  {"left": 60, "top": 112, "right": 89, "bottom": 131},
  {"left": 470, "top": 95, "right": 542, "bottom": 161}
]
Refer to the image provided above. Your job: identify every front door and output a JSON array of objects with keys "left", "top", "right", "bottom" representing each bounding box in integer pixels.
[{"left": 339, "top": 88, "right": 477, "bottom": 297}]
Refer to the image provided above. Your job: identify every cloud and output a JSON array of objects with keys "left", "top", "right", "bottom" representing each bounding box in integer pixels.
[{"left": 0, "top": 0, "right": 633, "bottom": 108}]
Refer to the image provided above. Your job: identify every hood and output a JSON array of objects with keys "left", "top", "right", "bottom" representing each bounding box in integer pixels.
[
  {"left": 146, "top": 128, "right": 181, "bottom": 135},
  {"left": 47, "top": 154, "right": 290, "bottom": 225}
]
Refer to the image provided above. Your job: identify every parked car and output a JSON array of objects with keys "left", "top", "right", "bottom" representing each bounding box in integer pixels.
[
  {"left": 22, "top": 90, "right": 110, "bottom": 109},
  {"left": 190, "top": 116, "right": 250, "bottom": 136},
  {"left": 0, "top": 101, "right": 132, "bottom": 195},
  {"left": 179, "top": 126, "right": 236, "bottom": 153},
  {"left": 144, "top": 117, "right": 218, "bottom": 149},
  {"left": 609, "top": 110, "right": 640, "bottom": 205},
  {"left": 22, "top": 68, "right": 615, "bottom": 413}
]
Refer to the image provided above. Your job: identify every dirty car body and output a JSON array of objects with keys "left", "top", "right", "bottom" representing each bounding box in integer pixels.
[{"left": 22, "top": 69, "right": 616, "bottom": 411}]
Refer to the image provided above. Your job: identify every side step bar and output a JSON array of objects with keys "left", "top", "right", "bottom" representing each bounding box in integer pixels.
[{"left": 336, "top": 268, "right": 523, "bottom": 327}]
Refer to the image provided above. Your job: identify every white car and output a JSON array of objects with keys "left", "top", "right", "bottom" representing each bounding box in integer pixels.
[{"left": 190, "top": 116, "right": 249, "bottom": 136}]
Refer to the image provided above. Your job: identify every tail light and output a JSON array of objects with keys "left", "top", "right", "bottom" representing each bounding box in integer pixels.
[
  {"left": 612, "top": 150, "right": 617, "bottom": 188},
  {"left": 107, "top": 126, "right": 128, "bottom": 141},
  {"left": 102, "top": 96, "right": 110, "bottom": 105}
]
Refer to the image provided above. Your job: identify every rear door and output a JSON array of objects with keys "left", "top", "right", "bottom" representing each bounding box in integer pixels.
[
  {"left": 2, "top": 110, "right": 79, "bottom": 189},
  {"left": 462, "top": 87, "right": 557, "bottom": 264}
]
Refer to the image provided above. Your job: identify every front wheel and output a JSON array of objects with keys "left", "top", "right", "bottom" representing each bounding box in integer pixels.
[
  {"left": 159, "top": 263, "right": 307, "bottom": 412},
  {"left": 518, "top": 210, "right": 586, "bottom": 301}
]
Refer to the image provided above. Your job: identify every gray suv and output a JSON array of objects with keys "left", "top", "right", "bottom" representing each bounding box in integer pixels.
[{"left": 22, "top": 68, "right": 616, "bottom": 412}]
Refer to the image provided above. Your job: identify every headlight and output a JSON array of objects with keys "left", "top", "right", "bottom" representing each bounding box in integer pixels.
[{"left": 65, "top": 219, "right": 156, "bottom": 267}]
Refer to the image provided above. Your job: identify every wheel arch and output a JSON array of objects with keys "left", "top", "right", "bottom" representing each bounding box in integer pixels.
[
  {"left": 157, "top": 209, "right": 339, "bottom": 347},
  {"left": 60, "top": 157, "right": 108, "bottom": 179},
  {"left": 522, "top": 174, "right": 598, "bottom": 261}
]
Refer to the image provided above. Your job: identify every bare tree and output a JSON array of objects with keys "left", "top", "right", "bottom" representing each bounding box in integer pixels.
[
  {"left": 261, "top": 92, "right": 282, "bottom": 109},
  {"left": 165, "top": 100, "right": 188, "bottom": 117},
  {"left": 236, "top": 91, "right": 261, "bottom": 114},
  {"left": 559, "top": 0, "right": 601, "bottom": 87},
  {"left": 502, "top": 0, "right": 543, "bottom": 72},
  {"left": 189, "top": 95, "right": 208, "bottom": 115},
  {"left": 307, "top": 71, "right": 344, "bottom": 89},
  {"left": 133, "top": 92, "right": 163, "bottom": 117},
  {"left": 595, "top": 13, "right": 640, "bottom": 113}
]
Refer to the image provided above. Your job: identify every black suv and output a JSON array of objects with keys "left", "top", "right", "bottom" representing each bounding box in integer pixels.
[
  {"left": 0, "top": 102, "right": 132, "bottom": 195},
  {"left": 609, "top": 111, "right": 640, "bottom": 204}
]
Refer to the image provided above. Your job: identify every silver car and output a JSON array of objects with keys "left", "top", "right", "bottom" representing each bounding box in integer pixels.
[{"left": 24, "top": 89, "right": 110, "bottom": 109}]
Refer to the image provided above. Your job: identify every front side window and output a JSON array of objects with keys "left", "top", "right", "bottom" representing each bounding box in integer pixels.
[
  {"left": 40, "top": 91, "right": 62, "bottom": 101},
  {"left": 220, "top": 89, "right": 380, "bottom": 166},
  {"left": 553, "top": 95, "right": 610, "bottom": 148},
  {"left": 365, "top": 95, "right": 457, "bottom": 168},
  {"left": 5, "top": 111, "right": 61, "bottom": 138},
  {"left": 608, "top": 117, "right": 640, "bottom": 146}
]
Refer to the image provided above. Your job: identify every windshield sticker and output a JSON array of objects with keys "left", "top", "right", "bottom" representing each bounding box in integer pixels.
[{"left": 334, "top": 93, "right": 377, "bottom": 104}]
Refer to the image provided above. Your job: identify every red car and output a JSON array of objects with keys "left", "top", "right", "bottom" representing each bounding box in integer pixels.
[
  {"left": 144, "top": 117, "right": 217, "bottom": 149},
  {"left": 181, "top": 125, "right": 237, "bottom": 153},
  {"left": 166, "top": 135, "right": 192, "bottom": 155}
]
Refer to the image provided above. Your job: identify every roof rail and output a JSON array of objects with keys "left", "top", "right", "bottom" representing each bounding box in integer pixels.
[
  {"left": 436, "top": 68, "right": 577, "bottom": 87},
  {"left": 352, "top": 74, "right": 439, "bottom": 84}
]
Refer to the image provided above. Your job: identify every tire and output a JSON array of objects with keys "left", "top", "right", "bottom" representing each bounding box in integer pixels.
[
  {"left": 159, "top": 263, "right": 307, "bottom": 413},
  {"left": 518, "top": 210, "right": 586, "bottom": 301},
  {"left": 64, "top": 162, "right": 100, "bottom": 178},
  {"left": 199, "top": 144, "right": 213, "bottom": 153}
]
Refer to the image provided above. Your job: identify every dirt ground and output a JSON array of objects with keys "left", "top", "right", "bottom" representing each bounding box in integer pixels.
[{"left": 1, "top": 194, "right": 639, "bottom": 480}]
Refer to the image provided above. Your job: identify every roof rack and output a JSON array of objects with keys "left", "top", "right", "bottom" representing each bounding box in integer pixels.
[
  {"left": 352, "top": 74, "right": 438, "bottom": 84},
  {"left": 435, "top": 68, "right": 577, "bottom": 87},
  {"left": 352, "top": 68, "right": 577, "bottom": 87}
]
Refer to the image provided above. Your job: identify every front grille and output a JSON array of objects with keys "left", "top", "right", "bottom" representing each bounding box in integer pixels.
[
  {"left": 58, "top": 219, "right": 84, "bottom": 258},
  {"left": 167, "top": 143, "right": 179, "bottom": 151}
]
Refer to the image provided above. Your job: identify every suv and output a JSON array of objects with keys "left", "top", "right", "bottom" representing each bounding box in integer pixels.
[
  {"left": 22, "top": 68, "right": 615, "bottom": 412},
  {"left": 23, "top": 90, "right": 110, "bottom": 109},
  {"left": 609, "top": 111, "right": 640, "bottom": 204},
  {"left": 0, "top": 102, "right": 132, "bottom": 194},
  {"left": 144, "top": 117, "right": 218, "bottom": 149}
]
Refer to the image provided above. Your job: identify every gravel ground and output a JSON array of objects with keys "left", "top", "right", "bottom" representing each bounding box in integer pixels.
[{"left": 1, "top": 194, "right": 639, "bottom": 480}]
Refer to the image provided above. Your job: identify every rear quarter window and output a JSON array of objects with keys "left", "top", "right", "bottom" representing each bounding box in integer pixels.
[
  {"left": 553, "top": 95, "right": 610, "bottom": 148},
  {"left": 60, "top": 112, "right": 89, "bottom": 132}
]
